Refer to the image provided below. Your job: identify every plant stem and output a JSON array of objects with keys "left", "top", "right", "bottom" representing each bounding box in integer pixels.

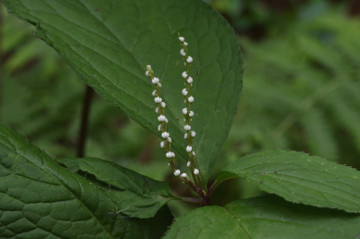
[{"left": 77, "top": 85, "right": 94, "bottom": 157}]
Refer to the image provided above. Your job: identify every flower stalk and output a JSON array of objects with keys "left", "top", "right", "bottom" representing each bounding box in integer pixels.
[
  {"left": 144, "top": 34, "right": 207, "bottom": 200},
  {"left": 178, "top": 34, "right": 205, "bottom": 190}
]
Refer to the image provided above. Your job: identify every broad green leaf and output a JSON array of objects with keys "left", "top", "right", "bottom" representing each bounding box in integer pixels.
[
  {"left": 164, "top": 196, "right": 360, "bottom": 239},
  {"left": 3, "top": 0, "right": 243, "bottom": 181},
  {"left": 0, "top": 126, "right": 172, "bottom": 238},
  {"left": 57, "top": 157, "right": 174, "bottom": 218},
  {"left": 221, "top": 150, "right": 360, "bottom": 213}
]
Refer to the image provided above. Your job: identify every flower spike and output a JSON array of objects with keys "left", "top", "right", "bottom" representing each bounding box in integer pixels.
[{"left": 178, "top": 34, "right": 203, "bottom": 187}]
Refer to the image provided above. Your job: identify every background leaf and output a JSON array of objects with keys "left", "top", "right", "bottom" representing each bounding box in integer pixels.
[
  {"left": 222, "top": 150, "right": 360, "bottom": 213},
  {"left": 3, "top": 0, "right": 243, "bottom": 181},
  {"left": 0, "top": 126, "right": 172, "bottom": 238},
  {"left": 164, "top": 196, "right": 360, "bottom": 239},
  {"left": 57, "top": 157, "right": 174, "bottom": 218}
]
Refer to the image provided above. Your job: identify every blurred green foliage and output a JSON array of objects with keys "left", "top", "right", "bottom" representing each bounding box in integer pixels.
[{"left": 223, "top": 10, "right": 360, "bottom": 170}]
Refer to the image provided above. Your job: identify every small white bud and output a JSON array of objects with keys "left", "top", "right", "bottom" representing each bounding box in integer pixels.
[
  {"left": 186, "top": 161, "right": 191, "bottom": 167},
  {"left": 158, "top": 115, "right": 167, "bottom": 122},
  {"left": 184, "top": 133, "right": 188, "bottom": 139},
  {"left": 188, "top": 96, "right": 194, "bottom": 103},
  {"left": 191, "top": 131, "right": 196, "bottom": 137},
  {"left": 157, "top": 124, "right": 162, "bottom": 131},
  {"left": 184, "top": 124, "right": 191, "bottom": 131},
  {"left": 182, "top": 108, "right": 188, "bottom": 115},
  {"left": 155, "top": 107, "right": 159, "bottom": 113},
  {"left": 167, "top": 137, "right": 172, "bottom": 143},
  {"left": 192, "top": 152, "right": 196, "bottom": 156},
  {"left": 160, "top": 141, "right": 165, "bottom": 148},
  {"left": 147, "top": 65, "right": 152, "bottom": 69},
  {"left": 180, "top": 48, "right": 186, "bottom": 56},
  {"left": 152, "top": 77, "right": 160, "bottom": 84},
  {"left": 186, "top": 56, "right": 193, "bottom": 63},
  {"left": 179, "top": 36, "right": 185, "bottom": 42},
  {"left": 166, "top": 151, "right": 175, "bottom": 158},
  {"left": 182, "top": 71, "right": 188, "bottom": 79},
  {"left": 145, "top": 71, "right": 150, "bottom": 76},
  {"left": 152, "top": 90, "right": 157, "bottom": 96},
  {"left": 187, "top": 77, "right": 193, "bottom": 84},
  {"left": 161, "top": 102, "right": 166, "bottom": 108},
  {"left": 189, "top": 111, "right": 194, "bottom": 117},
  {"left": 174, "top": 169, "right": 181, "bottom": 176},
  {"left": 184, "top": 42, "right": 188, "bottom": 46},
  {"left": 168, "top": 162, "right": 170, "bottom": 167},
  {"left": 158, "top": 83, "right": 162, "bottom": 87},
  {"left": 186, "top": 146, "right": 192, "bottom": 152},
  {"left": 194, "top": 168, "right": 199, "bottom": 175},
  {"left": 162, "top": 132, "right": 170, "bottom": 138},
  {"left": 154, "top": 97, "right": 162, "bottom": 103},
  {"left": 182, "top": 88, "right": 188, "bottom": 96},
  {"left": 180, "top": 173, "right": 187, "bottom": 178}
]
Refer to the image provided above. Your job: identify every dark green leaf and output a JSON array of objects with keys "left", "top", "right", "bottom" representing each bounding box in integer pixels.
[
  {"left": 164, "top": 196, "right": 360, "bottom": 239},
  {"left": 0, "top": 126, "right": 171, "bottom": 238},
  {"left": 222, "top": 150, "right": 360, "bottom": 213},
  {"left": 57, "top": 157, "right": 174, "bottom": 218},
  {"left": 3, "top": 0, "right": 243, "bottom": 181}
]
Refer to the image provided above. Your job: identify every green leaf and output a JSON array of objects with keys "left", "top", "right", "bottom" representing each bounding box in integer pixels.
[
  {"left": 164, "top": 196, "right": 360, "bottom": 239},
  {"left": 222, "top": 150, "right": 360, "bottom": 213},
  {"left": 57, "top": 157, "right": 174, "bottom": 218},
  {"left": 3, "top": 0, "right": 243, "bottom": 181},
  {"left": 0, "top": 126, "right": 172, "bottom": 238}
]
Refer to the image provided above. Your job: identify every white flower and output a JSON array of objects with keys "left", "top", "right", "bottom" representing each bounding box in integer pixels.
[
  {"left": 189, "top": 111, "right": 194, "bottom": 117},
  {"left": 184, "top": 124, "right": 191, "bottom": 131},
  {"left": 166, "top": 151, "right": 175, "bottom": 158},
  {"left": 161, "top": 102, "right": 166, "bottom": 108},
  {"left": 158, "top": 115, "right": 167, "bottom": 122},
  {"left": 155, "top": 107, "right": 159, "bottom": 113},
  {"left": 186, "top": 56, "right": 193, "bottom": 63},
  {"left": 182, "top": 108, "right": 188, "bottom": 115},
  {"left": 180, "top": 48, "right": 186, "bottom": 56},
  {"left": 152, "top": 90, "right": 157, "bottom": 96},
  {"left": 157, "top": 124, "right": 162, "bottom": 131},
  {"left": 193, "top": 168, "right": 199, "bottom": 175},
  {"left": 158, "top": 83, "right": 162, "bottom": 87},
  {"left": 191, "top": 131, "right": 196, "bottom": 137},
  {"left": 180, "top": 173, "right": 187, "bottom": 178},
  {"left": 152, "top": 77, "right": 160, "bottom": 84},
  {"left": 186, "top": 161, "right": 191, "bottom": 167},
  {"left": 186, "top": 146, "right": 192, "bottom": 152},
  {"left": 162, "top": 132, "right": 170, "bottom": 138},
  {"left": 184, "top": 42, "right": 188, "bottom": 46},
  {"left": 154, "top": 97, "right": 162, "bottom": 103},
  {"left": 192, "top": 152, "right": 196, "bottom": 156},
  {"left": 188, "top": 96, "right": 194, "bottom": 103},
  {"left": 174, "top": 169, "right": 181, "bottom": 176},
  {"left": 187, "top": 77, "right": 193, "bottom": 84},
  {"left": 182, "top": 88, "right": 188, "bottom": 96},
  {"left": 167, "top": 137, "right": 172, "bottom": 143},
  {"left": 179, "top": 36, "right": 185, "bottom": 42},
  {"left": 145, "top": 71, "right": 150, "bottom": 76},
  {"left": 160, "top": 141, "right": 165, "bottom": 148},
  {"left": 147, "top": 65, "right": 152, "bottom": 69},
  {"left": 184, "top": 133, "right": 188, "bottom": 139},
  {"left": 182, "top": 71, "right": 188, "bottom": 79}
]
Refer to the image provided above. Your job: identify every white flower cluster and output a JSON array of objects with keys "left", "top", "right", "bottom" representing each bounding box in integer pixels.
[
  {"left": 145, "top": 64, "right": 185, "bottom": 178},
  {"left": 178, "top": 35, "right": 200, "bottom": 177},
  {"left": 144, "top": 35, "right": 202, "bottom": 184}
]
